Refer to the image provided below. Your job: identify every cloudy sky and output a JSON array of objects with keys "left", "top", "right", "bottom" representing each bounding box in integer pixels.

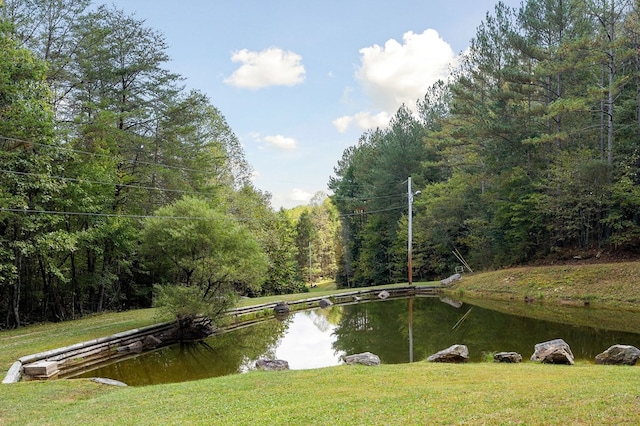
[{"left": 108, "top": 0, "right": 521, "bottom": 209}]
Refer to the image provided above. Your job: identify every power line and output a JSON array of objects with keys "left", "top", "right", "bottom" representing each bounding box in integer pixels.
[
  {"left": 331, "top": 192, "right": 405, "bottom": 202},
  {"left": 0, "top": 207, "right": 254, "bottom": 222},
  {"left": 0, "top": 135, "right": 224, "bottom": 175},
  {"left": 338, "top": 205, "right": 405, "bottom": 218},
  {"left": 0, "top": 169, "right": 211, "bottom": 196}
]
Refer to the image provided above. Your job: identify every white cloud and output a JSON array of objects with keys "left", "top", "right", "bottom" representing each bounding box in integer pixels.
[
  {"left": 224, "top": 47, "right": 306, "bottom": 89},
  {"left": 353, "top": 111, "right": 392, "bottom": 130},
  {"left": 270, "top": 188, "right": 314, "bottom": 210},
  {"left": 332, "top": 116, "right": 353, "bottom": 133},
  {"left": 356, "top": 29, "right": 455, "bottom": 111},
  {"left": 290, "top": 188, "right": 313, "bottom": 202},
  {"left": 332, "top": 111, "right": 392, "bottom": 133},
  {"left": 334, "top": 29, "right": 455, "bottom": 134},
  {"left": 264, "top": 134, "right": 297, "bottom": 150}
]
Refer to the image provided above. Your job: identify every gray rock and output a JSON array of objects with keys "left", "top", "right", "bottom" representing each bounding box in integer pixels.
[
  {"left": 494, "top": 352, "right": 522, "bottom": 363},
  {"left": 273, "top": 302, "right": 290, "bottom": 314},
  {"left": 117, "top": 340, "right": 143, "bottom": 354},
  {"left": 440, "top": 273, "right": 462, "bottom": 286},
  {"left": 319, "top": 298, "right": 333, "bottom": 308},
  {"left": 377, "top": 290, "right": 390, "bottom": 300},
  {"left": 595, "top": 344, "right": 640, "bottom": 365},
  {"left": 343, "top": 352, "right": 381, "bottom": 366},
  {"left": 143, "top": 335, "right": 162, "bottom": 348},
  {"left": 427, "top": 344, "right": 469, "bottom": 363},
  {"left": 255, "top": 359, "right": 289, "bottom": 371},
  {"left": 530, "top": 339, "right": 574, "bottom": 365},
  {"left": 91, "top": 377, "right": 128, "bottom": 386}
]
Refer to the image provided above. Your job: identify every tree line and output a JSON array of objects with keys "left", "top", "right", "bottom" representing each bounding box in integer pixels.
[
  {"left": 0, "top": 0, "right": 338, "bottom": 329},
  {"left": 6, "top": 0, "right": 638, "bottom": 327},
  {"left": 330, "top": 0, "right": 640, "bottom": 287}
]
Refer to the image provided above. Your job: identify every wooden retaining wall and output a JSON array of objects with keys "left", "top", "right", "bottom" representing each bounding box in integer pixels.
[{"left": 3, "top": 285, "right": 441, "bottom": 384}]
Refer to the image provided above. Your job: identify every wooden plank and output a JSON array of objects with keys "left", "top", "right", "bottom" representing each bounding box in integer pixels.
[{"left": 23, "top": 361, "right": 59, "bottom": 378}]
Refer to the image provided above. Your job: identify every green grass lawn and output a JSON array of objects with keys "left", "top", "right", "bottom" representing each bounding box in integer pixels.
[
  {"left": 2, "top": 362, "right": 639, "bottom": 425},
  {"left": 3, "top": 265, "right": 640, "bottom": 425},
  {"left": 307, "top": 279, "right": 338, "bottom": 292}
]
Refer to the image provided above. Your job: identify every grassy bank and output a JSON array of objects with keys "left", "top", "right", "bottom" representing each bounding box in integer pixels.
[
  {"left": 2, "top": 363, "right": 639, "bottom": 425},
  {"left": 445, "top": 261, "right": 640, "bottom": 334},
  {"left": 449, "top": 261, "right": 640, "bottom": 310},
  {"left": 2, "top": 262, "right": 640, "bottom": 424}
]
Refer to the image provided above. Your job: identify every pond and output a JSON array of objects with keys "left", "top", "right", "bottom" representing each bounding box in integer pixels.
[{"left": 76, "top": 297, "right": 640, "bottom": 386}]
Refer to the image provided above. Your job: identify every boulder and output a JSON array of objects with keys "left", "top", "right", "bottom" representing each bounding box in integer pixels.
[
  {"left": 530, "top": 339, "right": 574, "bottom": 365},
  {"left": 494, "top": 352, "right": 522, "bottom": 363},
  {"left": 319, "top": 298, "right": 333, "bottom": 308},
  {"left": 143, "top": 335, "right": 162, "bottom": 349},
  {"left": 273, "top": 302, "right": 290, "bottom": 314},
  {"left": 440, "top": 273, "right": 462, "bottom": 286},
  {"left": 343, "top": 352, "right": 381, "bottom": 366},
  {"left": 595, "top": 344, "right": 640, "bottom": 365},
  {"left": 377, "top": 290, "right": 390, "bottom": 300},
  {"left": 117, "top": 340, "right": 143, "bottom": 354},
  {"left": 91, "top": 377, "right": 128, "bottom": 386},
  {"left": 255, "top": 359, "right": 289, "bottom": 371},
  {"left": 427, "top": 344, "right": 469, "bottom": 363}
]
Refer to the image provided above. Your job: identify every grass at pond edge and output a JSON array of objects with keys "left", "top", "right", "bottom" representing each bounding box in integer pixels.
[
  {"left": 2, "top": 262, "right": 640, "bottom": 424},
  {"left": 2, "top": 363, "right": 639, "bottom": 425}
]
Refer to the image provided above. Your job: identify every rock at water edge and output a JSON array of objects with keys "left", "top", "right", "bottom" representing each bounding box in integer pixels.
[
  {"left": 530, "top": 339, "right": 574, "bottom": 365},
  {"left": 595, "top": 345, "right": 640, "bottom": 365},
  {"left": 256, "top": 359, "right": 290, "bottom": 371},
  {"left": 494, "top": 352, "right": 522, "bottom": 363},
  {"left": 343, "top": 352, "right": 381, "bottom": 366},
  {"left": 427, "top": 345, "right": 469, "bottom": 363}
]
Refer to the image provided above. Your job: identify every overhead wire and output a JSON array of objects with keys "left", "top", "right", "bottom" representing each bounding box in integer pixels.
[
  {"left": 2, "top": 136, "right": 411, "bottom": 221},
  {"left": 0, "top": 207, "right": 256, "bottom": 222},
  {"left": 0, "top": 135, "right": 223, "bottom": 174},
  {"left": 338, "top": 205, "right": 405, "bottom": 218},
  {"left": 0, "top": 169, "right": 211, "bottom": 196}
]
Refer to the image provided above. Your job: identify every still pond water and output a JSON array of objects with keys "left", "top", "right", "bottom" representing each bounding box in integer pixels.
[{"left": 78, "top": 297, "right": 640, "bottom": 386}]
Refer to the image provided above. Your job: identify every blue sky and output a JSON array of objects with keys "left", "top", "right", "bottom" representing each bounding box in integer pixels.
[{"left": 107, "top": 0, "right": 521, "bottom": 209}]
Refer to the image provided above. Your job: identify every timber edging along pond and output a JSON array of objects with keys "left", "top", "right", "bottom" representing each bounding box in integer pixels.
[{"left": 2, "top": 285, "right": 442, "bottom": 384}]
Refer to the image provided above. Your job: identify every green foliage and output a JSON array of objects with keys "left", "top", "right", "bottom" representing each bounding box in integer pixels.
[
  {"left": 152, "top": 284, "right": 235, "bottom": 326},
  {"left": 142, "top": 196, "right": 267, "bottom": 290},
  {"left": 0, "top": 3, "right": 276, "bottom": 327},
  {"left": 333, "top": 0, "right": 640, "bottom": 277},
  {"left": 293, "top": 194, "right": 339, "bottom": 285}
]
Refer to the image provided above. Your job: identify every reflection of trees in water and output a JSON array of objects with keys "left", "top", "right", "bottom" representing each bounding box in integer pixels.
[
  {"left": 304, "top": 305, "right": 343, "bottom": 332},
  {"left": 79, "top": 317, "right": 290, "bottom": 386},
  {"left": 81, "top": 300, "right": 640, "bottom": 385},
  {"left": 332, "top": 298, "right": 640, "bottom": 364},
  {"left": 332, "top": 300, "right": 410, "bottom": 363}
]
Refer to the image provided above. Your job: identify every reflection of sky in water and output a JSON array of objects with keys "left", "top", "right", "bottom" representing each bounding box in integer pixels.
[{"left": 273, "top": 311, "right": 345, "bottom": 369}]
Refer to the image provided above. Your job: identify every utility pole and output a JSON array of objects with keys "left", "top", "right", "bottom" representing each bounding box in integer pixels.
[
  {"left": 408, "top": 177, "right": 413, "bottom": 286},
  {"left": 407, "top": 176, "right": 421, "bottom": 286}
]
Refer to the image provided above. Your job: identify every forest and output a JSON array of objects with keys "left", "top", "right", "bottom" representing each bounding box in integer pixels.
[
  {"left": 0, "top": 0, "right": 339, "bottom": 329},
  {"left": 330, "top": 0, "right": 640, "bottom": 287},
  {"left": 2, "top": 0, "right": 640, "bottom": 328}
]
